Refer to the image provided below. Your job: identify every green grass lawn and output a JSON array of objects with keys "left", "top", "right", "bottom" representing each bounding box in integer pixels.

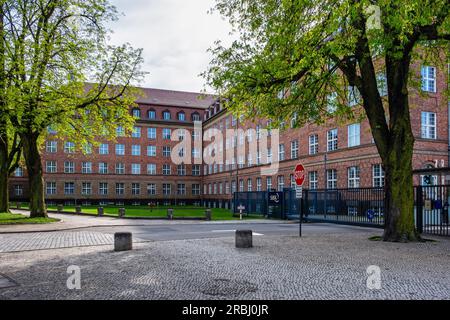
[
  {"left": 0, "top": 212, "right": 60, "bottom": 225},
  {"left": 14, "top": 203, "right": 265, "bottom": 221}
]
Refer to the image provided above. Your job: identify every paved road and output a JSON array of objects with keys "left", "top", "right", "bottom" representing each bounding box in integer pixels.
[{"left": 76, "top": 221, "right": 378, "bottom": 241}]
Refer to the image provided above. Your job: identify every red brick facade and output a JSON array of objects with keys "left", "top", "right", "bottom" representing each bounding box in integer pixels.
[{"left": 9, "top": 63, "right": 449, "bottom": 207}]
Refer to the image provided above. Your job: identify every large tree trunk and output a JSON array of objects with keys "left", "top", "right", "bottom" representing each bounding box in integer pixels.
[
  {"left": 22, "top": 133, "right": 47, "bottom": 218},
  {"left": 0, "top": 135, "right": 9, "bottom": 213},
  {"left": 382, "top": 56, "right": 419, "bottom": 242}
]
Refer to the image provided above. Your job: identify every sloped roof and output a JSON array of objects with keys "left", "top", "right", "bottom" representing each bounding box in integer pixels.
[{"left": 136, "top": 87, "right": 217, "bottom": 109}]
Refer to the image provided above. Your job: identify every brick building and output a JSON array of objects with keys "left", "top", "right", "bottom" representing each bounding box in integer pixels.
[{"left": 9, "top": 61, "right": 450, "bottom": 208}]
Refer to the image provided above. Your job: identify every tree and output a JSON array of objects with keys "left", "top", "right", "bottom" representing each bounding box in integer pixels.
[
  {"left": 204, "top": 0, "right": 449, "bottom": 242},
  {"left": 1, "top": 0, "right": 144, "bottom": 217}
]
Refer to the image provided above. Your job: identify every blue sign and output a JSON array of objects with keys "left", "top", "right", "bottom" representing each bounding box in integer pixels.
[{"left": 367, "top": 209, "right": 375, "bottom": 221}]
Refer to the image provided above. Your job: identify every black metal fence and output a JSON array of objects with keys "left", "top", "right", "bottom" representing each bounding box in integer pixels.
[
  {"left": 233, "top": 191, "right": 267, "bottom": 216},
  {"left": 415, "top": 185, "right": 449, "bottom": 237},
  {"left": 303, "top": 188, "right": 385, "bottom": 228}
]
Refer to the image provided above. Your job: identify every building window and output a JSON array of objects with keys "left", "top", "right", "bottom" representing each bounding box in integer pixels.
[
  {"left": 178, "top": 112, "right": 186, "bottom": 121},
  {"left": 256, "top": 178, "right": 262, "bottom": 191},
  {"left": 278, "top": 144, "right": 285, "bottom": 161},
  {"left": 115, "top": 163, "right": 125, "bottom": 175},
  {"left": 327, "top": 129, "right": 338, "bottom": 151},
  {"left": 163, "top": 146, "right": 171, "bottom": 157},
  {"left": 376, "top": 72, "right": 387, "bottom": 96},
  {"left": 177, "top": 164, "right": 186, "bottom": 176},
  {"left": 225, "top": 181, "right": 230, "bottom": 194},
  {"left": 147, "top": 164, "right": 156, "bottom": 175},
  {"left": 99, "top": 183, "right": 108, "bottom": 195},
  {"left": 163, "top": 184, "right": 171, "bottom": 195},
  {"left": 14, "top": 185, "right": 23, "bottom": 196},
  {"left": 192, "top": 165, "right": 201, "bottom": 176},
  {"left": 132, "top": 127, "right": 141, "bottom": 138},
  {"left": 177, "top": 184, "right": 186, "bottom": 195},
  {"left": 148, "top": 109, "right": 156, "bottom": 119},
  {"left": 115, "top": 144, "right": 125, "bottom": 156},
  {"left": 131, "top": 145, "right": 141, "bottom": 156},
  {"left": 64, "top": 161, "right": 75, "bottom": 174},
  {"left": 309, "top": 134, "right": 318, "bottom": 155},
  {"left": 421, "top": 66, "right": 436, "bottom": 93},
  {"left": 231, "top": 180, "right": 236, "bottom": 193},
  {"left": 372, "top": 164, "right": 385, "bottom": 187},
  {"left": 192, "top": 184, "right": 200, "bottom": 195},
  {"left": 99, "top": 144, "right": 109, "bottom": 155},
  {"left": 131, "top": 183, "right": 140, "bottom": 195},
  {"left": 266, "top": 177, "right": 272, "bottom": 191},
  {"left": 348, "top": 86, "right": 360, "bottom": 107},
  {"left": 291, "top": 140, "right": 299, "bottom": 159},
  {"left": 99, "top": 162, "right": 108, "bottom": 174},
  {"left": 348, "top": 124, "right": 361, "bottom": 147},
  {"left": 162, "top": 128, "right": 171, "bottom": 140},
  {"left": 327, "top": 169, "right": 337, "bottom": 189},
  {"left": 238, "top": 179, "right": 244, "bottom": 192},
  {"left": 290, "top": 174, "right": 296, "bottom": 188},
  {"left": 14, "top": 167, "right": 24, "bottom": 177},
  {"left": 81, "top": 162, "right": 92, "bottom": 174},
  {"left": 256, "top": 125, "right": 261, "bottom": 140},
  {"left": 46, "top": 182, "right": 57, "bottom": 195},
  {"left": 192, "top": 113, "right": 201, "bottom": 121},
  {"left": 163, "top": 111, "right": 171, "bottom": 120},
  {"left": 64, "top": 142, "right": 75, "bottom": 154},
  {"left": 421, "top": 112, "right": 436, "bottom": 139},
  {"left": 327, "top": 92, "right": 338, "bottom": 113},
  {"left": 147, "top": 127, "right": 156, "bottom": 139},
  {"left": 82, "top": 182, "right": 92, "bottom": 195},
  {"left": 132, "top": 108, "right": 141, "bottom": 118},
  {"left": 247, "top": 179, "right": 252, "bottom": 192},
  {"left": 348, "top": 166, "right": 360, "bottom": 188},
  {"left": 64, "top": 182, "right": 75, "bottom": 195},
  {"left": 267, "top": 148, "right": 272, "bottom": 164},
  {"left": 82, "top": 143, "right": 92, "bottom": 155},
  {"left": 147, "top": 183, "right": 156, "bottom": 195},
  {"left": 192, "top": 148, "right": 200, "bottom": 160},
  {"left": 116, "top": 126, "right": 125, "bottom": 137},
  {"left": 115, "top": 183, "right": 125, "bottom": 195},
  {"left": 46, "top": 161, "right": 57, "bottom": 173},
  {"left": 277, "top": 176, "right": 284, "bottom": 191},
  {"left": 46, "top": 141, "right": 57, "bottom": 153},
  {"left": 309, "top": 171, "right": 318, "bottom": 189},
  {"left": 163, "top": 164, "right": 171, "bottom": 175},
  {"left": 131, "top": 164, "right": 141, "bottom": 175}
]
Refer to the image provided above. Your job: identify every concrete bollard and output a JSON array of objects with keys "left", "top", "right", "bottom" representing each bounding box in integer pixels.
[
  {"left": 205, "top": 209, "right": 212, "bottom": 221},
  {"left": 97, "top": 207, "right": 104, "bottom": 217},
  {"left": 235, "top": 230, "right": 253, "bottom": 248},
  {"left": 167, "top": 208, "right": 173, "bottom": 220},
  {"left": 16, "top": 202, "right": 20, "bottom": 209},
  {"left": 75, "top": 206, "right": 82, "bottom": 214},
  {"left": 57, "top": 204, "right": 63, "bottom": 213},
  {"left": 114, "top": 232, "right": 132, "bottom": 251},
  {"left": 118, "top": 208, "right": 125, "bottom": 218}
]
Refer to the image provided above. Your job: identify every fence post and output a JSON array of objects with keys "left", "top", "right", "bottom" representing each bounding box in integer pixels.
[{"left": 416, "top": 186, "right": 423, "bottom": 234}]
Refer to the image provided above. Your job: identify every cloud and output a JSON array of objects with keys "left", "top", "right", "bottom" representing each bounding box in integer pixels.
[{"left": 108, "top": 0, "right": 234, "bottom": 93}]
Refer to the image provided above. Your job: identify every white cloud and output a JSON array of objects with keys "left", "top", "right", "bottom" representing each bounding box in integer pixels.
[{"left": 108, "top": 0, "right": 234, "bottom": 93}]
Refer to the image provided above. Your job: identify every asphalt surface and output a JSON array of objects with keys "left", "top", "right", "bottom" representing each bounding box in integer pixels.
[{"left": 74, "top": 221, "right": 379, "bottom": 241}]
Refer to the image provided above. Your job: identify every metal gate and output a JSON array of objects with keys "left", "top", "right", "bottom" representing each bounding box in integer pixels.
[{"left": 415, "top": 185, "right": 450, "bottom": 237}]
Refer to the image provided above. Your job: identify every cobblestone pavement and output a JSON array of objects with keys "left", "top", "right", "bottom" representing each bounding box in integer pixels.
[
  {"left": 0, "top": 231, "right": 147, "bottom": 253},
  {"left": 0, "top": 229, "right": 449, "bottom": 300},
  {"left": 0, "top": 210, "right": 283, "bottom": 234}
]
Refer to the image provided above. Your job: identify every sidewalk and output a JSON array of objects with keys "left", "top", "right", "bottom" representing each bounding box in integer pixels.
[{"left": 0, "top": 210, "right": 290, "bottom": 234}]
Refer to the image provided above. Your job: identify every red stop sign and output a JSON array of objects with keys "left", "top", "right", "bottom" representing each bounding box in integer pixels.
[{"left": 294, "top": 164, "right": 306, "bottom": 186}]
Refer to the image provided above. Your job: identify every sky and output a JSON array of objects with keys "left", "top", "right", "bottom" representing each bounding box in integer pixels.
[{"left": 108, "top": 0, "right": 234, "bottom": 93}]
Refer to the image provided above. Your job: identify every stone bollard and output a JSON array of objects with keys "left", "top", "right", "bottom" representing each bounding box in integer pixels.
[
  {"left": 114, "top": 232, "right": 132, "bottom": 251},
  {"left": 205, "top": 209, "right": 212, "bottom": 221},
  {"left": 57, "top": 204, "right": 63, "bottom": 213},
  {"left": 235, "top": 230, "right": 253, "bottom": 248},
  {"left": 118, "top": 208, "right": 125, "bottom": 218},
  {"left": 167, "top": 208, "right": 174, "bottom": 220},
  {"left": 16, "top": 202, "right": 20, "bottom": 209},
  {"left": 75, "top": 206, "right": 82, "bottom": 214},
  {"left": 97, "top": 207, "right": 104, "bottom": 217}
]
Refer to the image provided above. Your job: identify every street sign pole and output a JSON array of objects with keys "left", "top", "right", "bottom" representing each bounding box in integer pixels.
[{"left": 294, "top": 163, "right": 306, "bottom": 238}]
